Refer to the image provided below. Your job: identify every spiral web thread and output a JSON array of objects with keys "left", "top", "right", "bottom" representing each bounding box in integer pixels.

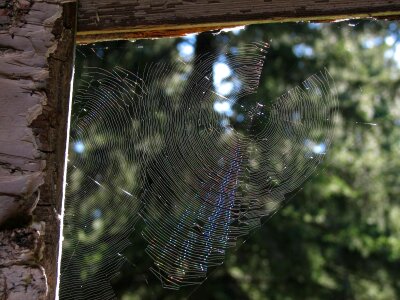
[{"left": 60, "top": 42, "right": 338, "bottom": 298}]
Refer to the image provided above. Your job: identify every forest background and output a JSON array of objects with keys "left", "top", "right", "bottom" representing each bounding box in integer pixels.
[{"left": 65, "top": 20, "right": 400, "bottom": 300}]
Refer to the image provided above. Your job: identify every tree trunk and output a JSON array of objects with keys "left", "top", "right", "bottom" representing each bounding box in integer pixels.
[{"left": 0, "top": 0, "right": 76, "bottom": 299}]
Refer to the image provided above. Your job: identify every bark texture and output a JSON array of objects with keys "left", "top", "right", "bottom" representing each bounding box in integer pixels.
[
  {"left": 76, "top": 0, "right": 400, "bottom": 43},
  {"left": 0, "top": 0, "right": 75, "bottom": 299}
]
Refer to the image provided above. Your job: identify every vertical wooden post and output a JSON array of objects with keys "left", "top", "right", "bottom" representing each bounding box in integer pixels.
[{"left": 0, "top": 0, "right": 76, "bottom": 299}]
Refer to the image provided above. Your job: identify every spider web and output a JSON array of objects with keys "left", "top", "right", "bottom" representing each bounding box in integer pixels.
[{"left": 60, "top": 42, "right": 338, "bottom": 298}]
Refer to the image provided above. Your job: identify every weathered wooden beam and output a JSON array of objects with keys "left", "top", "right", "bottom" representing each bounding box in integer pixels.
[
  {"left": 76, "top": 0, "right": 400, "bottom": 43},
  {"left": 0, "top": 0, "right": 76, "bottom": 299}
]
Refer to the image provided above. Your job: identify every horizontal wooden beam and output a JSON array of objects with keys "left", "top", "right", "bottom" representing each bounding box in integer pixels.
[{"left": 76, "top": 0, "right": 400, "bottom": 43}]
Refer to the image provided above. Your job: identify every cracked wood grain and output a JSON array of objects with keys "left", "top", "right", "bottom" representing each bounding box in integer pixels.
[
  {"left": 76, "top": 0, "right": 400, "bottom": 43},
  {"left": 0, "top": 0, "right": 76, "bottom": 299}
]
